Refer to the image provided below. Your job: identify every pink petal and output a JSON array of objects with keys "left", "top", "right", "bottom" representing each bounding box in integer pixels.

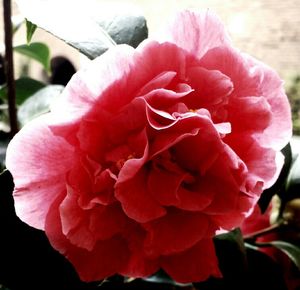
[
  {"left": 143, "top": 209, "right": 214, "bottom": 257},
  {"left": 89, "top": 203, "right": 129, "bottom": 241},
  {"left": 115, "top": 168, "right": 166, "bottom": 223},
  {"left": 45, "top": 194, "right": 129, "bottom": 282},
  {"left": 184, "top": 66, "right": 233, "bottom": 110},
  {"left": 225, "top": 134, "right": 279, "bottom": 193},
  {"left": 51, "top": 44, "right": 136, "bottom": 121},
  {"left": 5, "top": 115, "right": 75, "bottom": 229},
  {"left": 228, "top": 96, "right": 272, "bottom": 132},
  {"left": 120, "top": 224, "right": 159, "bottom": 278},
  {"left": 244, "top": 54, "right": 292, "bottom": 150},
  {"left": 147, "top": 161, "right": 184, "bottom": 207},
  {"left": 200, "top": 46, "right": 292, "bottom": 149},
  {"left": 137, "top": 71, "right": 177, "bottom": 96},
  {"left": 162, "top": 239, "right": 222, "bottom": 283},
  {"left": 176, "top": 180, "right": 215, "bottom": 211},
  {"left": 117, "top": 128, "right": 149, "bottom": 183},
  {"left": 159, "top": 10, "right": 231, "bottom": 59},
  {"left": 148, "top": 155, "right": 214, "bottom": 211}
]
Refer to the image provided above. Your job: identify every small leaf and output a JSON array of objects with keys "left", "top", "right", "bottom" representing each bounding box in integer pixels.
[
  {"left": 257, "top": 241, "right": 300, "bottom": 270},
  {"left": 18, "top": 85, "right": 64, "bottom": 126},
  {"left": 25, "top": 19, "right": 37, "bottom": 44},
  {"left": 214, "top": 228, "right": 248, "bottom": 278},
  {"left": 14, "top": 42, "right": 50, "bottom": 73},
  {"left": 0, "top": 78, "right": 45, "bottom": 105},
  {"left": 258, "top": 143, "right": 292, "bottom": 213}
]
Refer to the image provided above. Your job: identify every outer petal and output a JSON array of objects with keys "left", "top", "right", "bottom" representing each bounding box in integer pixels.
[
  {"left": 159, "top": 10, "right": 231, "bottom": 59},
  {"left": 143, "top": 209, "right": 214, "bottom": 257},
  {"left": 45, "top": 194, "right": 129, "bottom": 282},
  {"left": 162, "top": 239, "right": 222, "bottom": 283},
  {"left": 51, "top": 44, "right": 136, "bottom": 121},
  {"left": 120, "top": 224, "right": 159, "bottom": 278},
  {"left": 200, "top": 46, "right": 292, "bottom": 149},
  {"left": 6, "top": 115, "right": 75, "bottom": 229},
  {"left": 244, "top": 54, "right": 292, "bottom": 150}
]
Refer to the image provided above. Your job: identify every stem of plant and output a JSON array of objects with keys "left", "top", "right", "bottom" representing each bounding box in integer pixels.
[
  {"left": 3, "top": 0, "right": 18, "bottom": 138},
  {"left": 243, "top": 221, "right": 284, "bottom": 241}
]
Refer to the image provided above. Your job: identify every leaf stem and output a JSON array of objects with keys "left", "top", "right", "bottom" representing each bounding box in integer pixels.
[
  {"left": 3, "top": 0, "right": 18, "bottom": 138},
  {"left": 243, "top": 221, "right": 284, "bottom": 241}
]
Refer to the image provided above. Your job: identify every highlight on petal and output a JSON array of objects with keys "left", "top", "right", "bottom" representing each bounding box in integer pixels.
[
  {"left": 5, "top": 115, "right": 75, "bottom": 229},
  {"left": 159, "top": 10, "right": 231, "bottom": 59}
]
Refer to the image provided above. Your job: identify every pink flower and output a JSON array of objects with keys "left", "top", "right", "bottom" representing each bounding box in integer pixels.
[{"left": 6, "top": 10, "right": 292, "bottom": 283}]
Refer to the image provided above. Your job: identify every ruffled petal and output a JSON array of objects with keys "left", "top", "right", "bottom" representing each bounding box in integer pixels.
[
  {"left": 143, "top": 209, "right": 213, "bottom": 257},
  {"left": 45, "top": 194, "right": 129, "bottom": 282},
  {"left": 120, "top": 224, "right": 159, "bottom": 278},
  {"left": 244, "top": 54, "right": 292, "bottom": 150},
  {"left": 162, "top": 239, "right": 222, "bottom": 283},
  {"left": 115, "top": 168, "right": 166, "bottom": 223},
  {"left": 6, "top": 115, "right": 75, "bottom": 229},
  {"left": 159, "top": 10, "right": 231, "bottom": 59}
]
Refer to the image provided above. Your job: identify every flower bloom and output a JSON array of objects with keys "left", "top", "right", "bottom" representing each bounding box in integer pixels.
[{"left": 6, "top": 10, "right": 292, "bottom": 283}]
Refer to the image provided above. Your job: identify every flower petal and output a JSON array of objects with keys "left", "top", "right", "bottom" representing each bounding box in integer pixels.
[
  {"left": 120, "top": 224, "right": 159, "bottom": 278},
  {"left": 159, "top": 10, "right": 231, "bottom": 59},
  {"left": 45, "top": 194, "right": 129, "bottom": 282},
  {"left": 143, "top": 209, "right": 214, "bottom": 257},
  {"left": 6, "top": 115, "right": 75, "bottom": 229},
  {"left": 115, "top": 168, "right": 166, "bottom": 223},
  {"left": 161, "top": 239, "right": 222, "bottom": 283}
]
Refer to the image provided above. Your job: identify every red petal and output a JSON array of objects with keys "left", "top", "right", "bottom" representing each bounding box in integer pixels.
[
  {"left": 143, "top": 209, "right": 213, "bottom": 257},
  {"left": 115, "top": 168, "right": 166, "bottom": 223},
  {"left": 45, "top": 195, "right": 129, "bottom": 282},
  {"left": 162, "top": 239, "right": 222, "bottom": 283}
]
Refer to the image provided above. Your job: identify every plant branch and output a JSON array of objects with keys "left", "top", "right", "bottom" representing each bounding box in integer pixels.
[
  {"left": 243, "top": 221, "right": 285, "bottom": 241},
  {"left": 3, "top": 0, "right": 18, "bottom": 138}
]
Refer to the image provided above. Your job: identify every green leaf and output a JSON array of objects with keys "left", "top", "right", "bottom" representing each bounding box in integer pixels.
[
  {"left": 0, "top": 132, "right": 9, "bottom": 170},
  {"left": 144, "top": 269, "right": 191, "bottom": 287},
  {"left": 286, "top": 154, "right": 300, "bottom": 198},
  {"left": 259, "top": 143, "right": 293, "bottom": 212},
  {"left": 214, "top": 228, "right": 248, "bottom": 278},
  {"left": 91, "top": 2, "right": 148, "bottom": 48},
  {"left": 15, "top": 0, "right": 148, "bottom": 59},
  {"left": 15, "top": 0, "right": 115, "bottom": 59},
  {"left": 0, "top": 78, "right": 45, "bottom": 105},
  {"left": 258, "top": 241, "right": 300, "bottom": 270},
  {"left": 14, "top": 42, "right": 50, "bottom": 73},
  {"left": 15, "top": 77, "right": 45, "bottom": 105},
  {"left": 18, "top": 85, "right": 64, "bottom": 126},
  {"left": 25, "top": 19, "right": 37, "bottom": 44}
]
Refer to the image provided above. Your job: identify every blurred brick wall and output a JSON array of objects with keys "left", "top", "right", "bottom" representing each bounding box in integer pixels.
[{"left": 0, "top": 0, "right": 300, "bottom": 82}]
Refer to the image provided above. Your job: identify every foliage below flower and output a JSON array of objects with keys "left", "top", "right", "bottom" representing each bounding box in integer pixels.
[{"left": 6, "top": 10, "right": 292, "bottom": 283}]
